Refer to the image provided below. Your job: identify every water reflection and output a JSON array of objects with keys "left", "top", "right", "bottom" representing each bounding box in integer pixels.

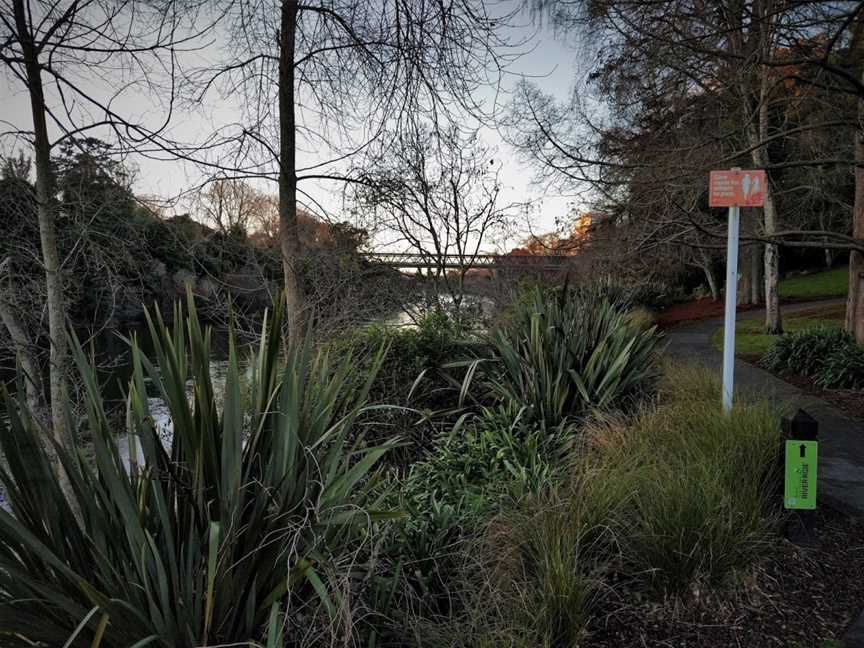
[{"left": 116, "top": 360, "right": 233, "bottom": 472}]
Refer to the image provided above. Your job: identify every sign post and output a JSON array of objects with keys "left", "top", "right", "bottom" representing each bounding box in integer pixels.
[
  {"left": 709, "top": 168, "right": 766, "bottom": 412},
  {"left": 721, "top": 204, "right": 740, "bottom": 412}
]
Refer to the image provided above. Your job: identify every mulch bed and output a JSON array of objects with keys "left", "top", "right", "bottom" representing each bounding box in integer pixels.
[
  {"left": 778, "top": 374, "right": 864, "bottom": 422},
  {"left": 655, "top": 297, "right": 843, "bottom": 329},
  {"left": 742, "top": 353, "right": 862, "bottom": 422},
  {"left": 656, "top": 299, "right": 760, "bottom": 328},
  {"left": 589, "top": 507, "right": 864, "bottom": 647}
]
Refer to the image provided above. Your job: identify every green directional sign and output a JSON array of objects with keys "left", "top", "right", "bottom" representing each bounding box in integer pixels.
[{"left": 784, "top": 440, "right": 818, "bottom": 509}]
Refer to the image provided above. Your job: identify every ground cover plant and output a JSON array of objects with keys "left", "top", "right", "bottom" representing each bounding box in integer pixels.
[
  {"left": 357, "top": 286, "right": 784, "bottom": 647},
  {"left": 0, "top": 287, "right": 825, "bottom": 647},
  {"left": 0, "top": 295, "right": 395, "bottom": 647},
  {"left": 371, "top": 407, "right": 571, "bottom": 620}
]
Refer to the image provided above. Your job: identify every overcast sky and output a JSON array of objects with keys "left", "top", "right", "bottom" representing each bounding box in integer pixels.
[{"left": 1, "top": 6, "right": 585, "bottom": 251}]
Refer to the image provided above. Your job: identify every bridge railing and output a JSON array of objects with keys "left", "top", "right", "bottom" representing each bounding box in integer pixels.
[{"left": 361, "top": 252, "right": 571, "bottom": 270}]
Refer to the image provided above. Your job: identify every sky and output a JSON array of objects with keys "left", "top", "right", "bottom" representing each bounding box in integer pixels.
[{"left": 1, "top": 4, "right": 584, "bottom": 252}]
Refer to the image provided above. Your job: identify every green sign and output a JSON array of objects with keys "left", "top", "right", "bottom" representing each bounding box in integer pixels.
[{"left": 784, "top": 440, "right": 817, "bottom": 509}]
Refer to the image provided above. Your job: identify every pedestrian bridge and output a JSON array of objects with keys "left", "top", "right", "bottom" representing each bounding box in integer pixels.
[{"left": 360, "top": 252, "right": 569, "bottom": 270}]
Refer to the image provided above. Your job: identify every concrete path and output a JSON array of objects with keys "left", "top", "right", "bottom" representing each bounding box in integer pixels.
[{"left": 665, "top": 299, "right": 864, "bottom": 517}]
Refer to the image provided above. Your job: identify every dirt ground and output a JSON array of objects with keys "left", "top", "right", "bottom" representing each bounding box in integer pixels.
[
  {"left": 655, "top": 297, "right": 844, "bottom": 330},
  {"left": 589, "top": 508, "right": 864, "bottom": 647},
  {"left": 779, "top": 374, "right": 864, "bottom": 422},
  {"left": 656, "top": 298, "right": 760, "bottom": 328}
]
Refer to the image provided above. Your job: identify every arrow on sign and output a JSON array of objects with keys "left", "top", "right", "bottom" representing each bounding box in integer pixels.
[{"left": 800, "top": 444, "right": 807, "bottom": 458}]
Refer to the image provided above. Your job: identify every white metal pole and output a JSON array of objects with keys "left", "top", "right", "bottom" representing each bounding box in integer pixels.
[{"left": 722, "top": 204, "right": 740, "bottom": 412}]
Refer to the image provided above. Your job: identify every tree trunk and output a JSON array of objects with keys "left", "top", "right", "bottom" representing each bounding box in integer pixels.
[
  {"left": 0, "top": 258, "right": 54, "bottom": 501},
  {"left": 703, "top": 262, "right": 720, "bottom": 302},
  {"left": 13, "top": 0, "right": 73, "bottom": 488},
  {"left": 279, "top": 0, "right": 303, "bottom": 344},
  {"left": 762, "top": 193, "right": 782, "bottom": 334},
  {"left": 848, "top": 71, "right": 864, "bottom": 343},
  {"left": 737, "top": 245, "right": 751, "bottom": 305},
  {"left": 849, "top": 216, "right": 864, "bottom": 344},
  {"left": 825, "top": 246, "right": 834, "bottom": 271},
  {"left": 0, "top": 259, "right": 44, "bottom": 413},
  {"left": 745, "top": 66, "right": 782, "bottom": 333},
  {"left": 750, "top": 241, "right": 763, "bottom": 304},
  {"left": 758, "top": 120, "right": 782, "bottom": 330},
  {"left": 732, "top": 4, "right": 781, "bottom": 333}
]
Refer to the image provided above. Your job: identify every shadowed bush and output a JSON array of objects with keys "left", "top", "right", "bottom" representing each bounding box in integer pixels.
[
  {"left": 0, "top": 294, "right": 395, "bottom": 647},
  {"left": 762, "top": 327, "right": 853, "bottom": 377},
  {"left": 326, "top": 311, "right": 481, "bottom": 467},
  {"left": 762, "top": 327, "right": 864, "bottom": 390},
  {"left": 371, "top": 407, "right": 566, "bottom": 624},
  {"left": 815, "top": 347, "right": 864, "bottom": 389}
]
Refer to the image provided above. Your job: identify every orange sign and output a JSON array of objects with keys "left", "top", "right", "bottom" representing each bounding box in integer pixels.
[{"left": 709, "top": 169, "right": 766, "bottom": 207}]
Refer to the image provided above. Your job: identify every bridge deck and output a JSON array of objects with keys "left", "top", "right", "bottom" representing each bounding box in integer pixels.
[{"left": 362, "top": 252, "right": 569, "bottom": 269}]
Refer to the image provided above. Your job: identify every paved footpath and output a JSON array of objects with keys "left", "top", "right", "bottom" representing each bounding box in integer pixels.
[{"left": 665, "top": 300, "right": 864, "bottom": 646}]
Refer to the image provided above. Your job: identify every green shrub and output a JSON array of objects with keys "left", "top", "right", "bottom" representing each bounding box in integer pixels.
[
  {"left": 627, "top": 280, "right": 677, "bottom": 310},
  {"left": 473, "top": 366, "right": 779, "bottom": 644},
  {"left": 0, "top": 295, "right": 394, "bottom": 647},
  {"left": 404, "top": 408, "right": 565, "bottom": 513},
  {"left": 330, "top": 310, "right": 469, "bottom": 406},
  {"left": 475, "top": 286, "right": 663, "bottom": 427},
  {"left": 326, "top": 311, "right": 478, "bottom": 468},
  {"left": 815, "top": 347, "right": 864, "bottom": 390},
  {"left": 762, "top": 327, "right": 864, "bottom": 390},
  {"left": 762, "top": 327, "right": 853, "bottom": 376}
]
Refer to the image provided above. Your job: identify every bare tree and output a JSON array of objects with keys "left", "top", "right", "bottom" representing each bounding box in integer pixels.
[
  {"left": 185, "top": 0, "right": 518, "bottom": 341},
  {"left": 0, "top": 0, "right": 205, "bottom": 486},
  {"left": 511, "top": 1, "right": 864, "bottom": 334},
  {"left": 194, "top": 177, "right": 264, "bottom": 234},
  {"left": 352, "top": 125, "right": 518, "bottom": 320},
  {"left": 248, "top": 193, "right": 281, "bottom": 246}
]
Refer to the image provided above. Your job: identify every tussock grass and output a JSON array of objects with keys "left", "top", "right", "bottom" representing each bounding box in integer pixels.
[
  {"left": 590, "top": 365, "right": 781, "bottom": 591},
  {"left": 625, "top": 306, "right": 657, "bottom": 332}
]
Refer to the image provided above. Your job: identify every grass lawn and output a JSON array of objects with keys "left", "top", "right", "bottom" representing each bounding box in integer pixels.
[
  {"left": 780, "top": 266, "right": 848, "bottom": 300},
  {"left": 710, "top": 303, "right": 846, "bottom": 357}
]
